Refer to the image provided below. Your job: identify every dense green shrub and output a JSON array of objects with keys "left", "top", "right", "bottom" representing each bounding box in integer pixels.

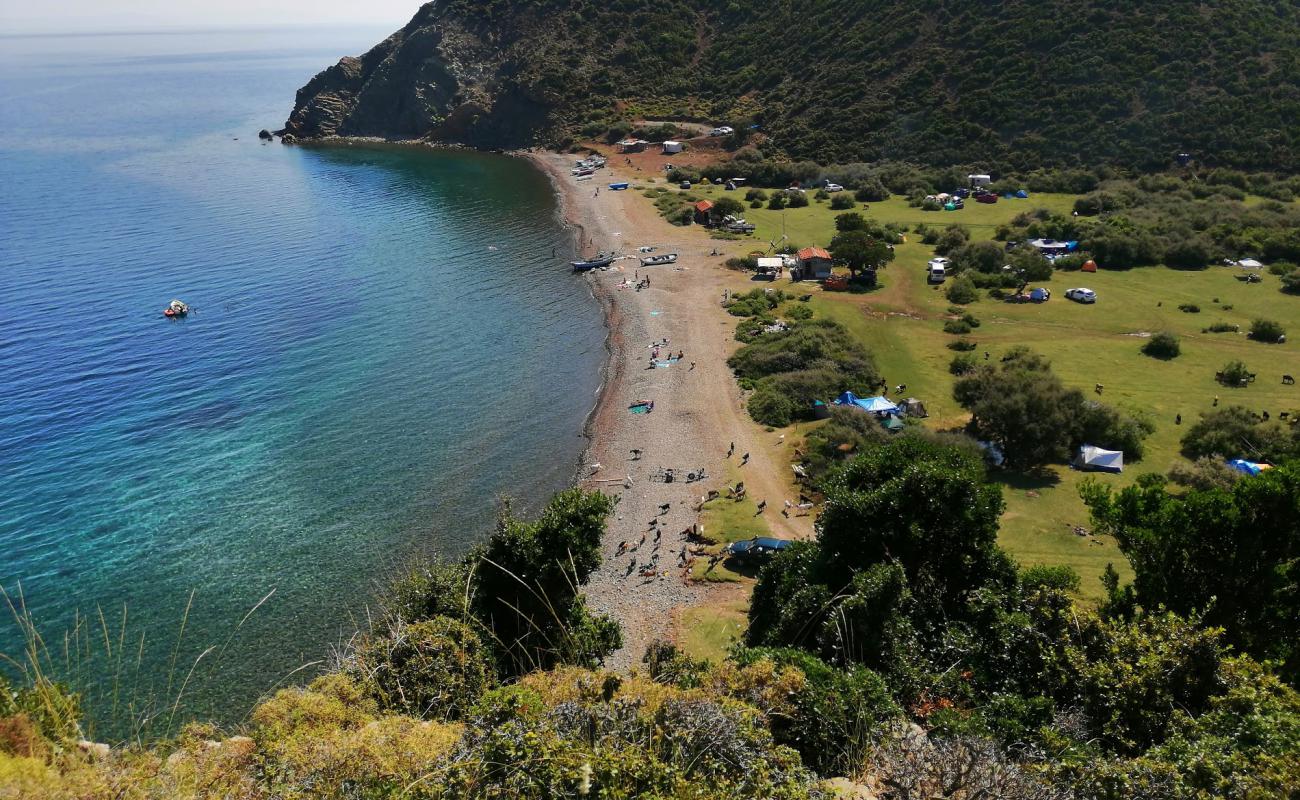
[
  {"left": 947, "top": 339, "right": 978, "bottom": 352},
  {"left": 1204, "top": 321, "right": 1239, "bottom": 333},
  {"left": 943, "top": 318, "right": 973, "bottom": 335},
  {"left": 1180, "top": 406, "right": 1300, "bottom": 463},
  {"left": 729, "top": 319, "right": 879, "bottom": 426},
  {"left": 767, "top": 193, "right": 787, "bottom": 210},
  {"left": 1249, "top": 318, "right": 1286, "bottom": 342},
  {"left": 953, "top": 347, "right": 1150, "bottom": 468},
  {"left": 353, "top": 617, "right": 494, "bottom": 720},
  {"left": 1164, "top": 238, "right": 1213, "bottom": 269},
  {"left": 1141, "top": 331, "right": 1180, "bottom": 359},
  {"left": 1218, "top": 359, "right": 1251, "bottom": 386},
  {"left": 732, "top": 648, "right": 900, "bottom": 776},
  {"left": 945, "top": 274, "right": 979, "bottom": 304},
  {"left": 1282, "top": 269, "right": 1300, "bottom": 295},
  {"left": 949, "top": 353, "right": 979, "bottom": 375},
  {"left": 933, "top": 225, "right": 971, "bottom": 255},
  {"left": 829, "top": 193, "right": 855, "bottom": 210}
]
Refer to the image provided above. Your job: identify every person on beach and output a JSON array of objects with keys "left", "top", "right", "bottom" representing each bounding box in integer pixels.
[
  {"left": 727, "top": 442, "right": 734, "bottom": 458},
  {"left": 741, "top": 452, "right": 750, "bottom": 465},
  {"left": 677, "top": 350, "right": 684, "bottom": 361},
  {"left": 690, "top": 361, "right": 696, "bottom": 370}
]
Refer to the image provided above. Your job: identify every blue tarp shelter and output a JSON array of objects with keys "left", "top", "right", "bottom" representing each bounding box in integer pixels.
[
  {"left": 833, "top": 392, "right": 899, "bottom": 414},
  {"left": 1227, "top": 459, "right": 1272, "bottom": 476},
  {"left": 1015, "top": 189, "right": 1029, "bottom": 198}
]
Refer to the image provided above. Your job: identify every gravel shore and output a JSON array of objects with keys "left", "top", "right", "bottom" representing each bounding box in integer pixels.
[{"left": 526, "top": 151, "right": 812, "bottom": 669}]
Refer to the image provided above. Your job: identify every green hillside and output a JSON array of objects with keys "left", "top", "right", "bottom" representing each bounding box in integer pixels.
[{"left": 291, "top": 0, "right": 1300, "bottom": 171}]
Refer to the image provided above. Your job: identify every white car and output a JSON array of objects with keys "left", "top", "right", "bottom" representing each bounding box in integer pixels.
[
  {"left": 824, "top": 183, "right": 844, "bottom": 193},
  {"left": 709, "top": 126, "right": 734, "bottom": 136},
  {"left": 1065, "top": 287, "right": 1097, "bottom": 303}
]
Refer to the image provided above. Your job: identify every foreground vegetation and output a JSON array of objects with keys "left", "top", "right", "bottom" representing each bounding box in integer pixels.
[{"left": 5, "top": 438, "right": 1298, "bottom": 798}]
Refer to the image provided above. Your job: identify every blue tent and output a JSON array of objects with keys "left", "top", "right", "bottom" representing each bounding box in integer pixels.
[
  {"left": 1029, "top": 287, "right": 1050, "bottom": 302},
  {"left": 859, "top": 395, "right": 899, "bottom": 413},
  {"left": 1015, "top": 189, "right": 1029, "bottom": 199},
  {"left": 1066, "top": 240, "right": 1080, "bottom": 251},
  {"left": 833, "top": 392, "right": 898, "bottom": 414},
  {"left": 1227, "top": 459, "right": 1271, "bottom": 476}
]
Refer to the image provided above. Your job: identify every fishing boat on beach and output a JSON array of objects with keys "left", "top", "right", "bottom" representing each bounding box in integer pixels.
[
  {"left": 163, "top": 299, "right": 189, "bottom": 318},
  {"left": 571, "top": 252, "right": 617, "bottom": 272},
  {"left": 639, "top": 252, "right": 678, "bottom": 266}
]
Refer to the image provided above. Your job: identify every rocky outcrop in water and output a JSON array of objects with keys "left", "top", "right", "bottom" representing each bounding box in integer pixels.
[{"left": 282, "top": 2, "right": 551, "bottom": 147}]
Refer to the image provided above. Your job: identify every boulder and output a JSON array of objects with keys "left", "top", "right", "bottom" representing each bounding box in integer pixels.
[{"left": 258, "top": 129, "right": 273, "bottom": 140}]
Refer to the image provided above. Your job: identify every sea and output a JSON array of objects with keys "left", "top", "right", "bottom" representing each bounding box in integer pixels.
[{"left": 0, "top": 27, "right": 605, "bottom": 734}]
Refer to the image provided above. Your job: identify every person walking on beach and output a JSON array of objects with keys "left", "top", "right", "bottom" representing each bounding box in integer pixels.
[
  {"left": 690, "top": 361, "right": 696, "bottom": 370},
  {"left": 727, "top": 442, "right": 734, "bottom": 458},
  {"left": 741, "top": 452, "right": 750, "bottom": 465}
]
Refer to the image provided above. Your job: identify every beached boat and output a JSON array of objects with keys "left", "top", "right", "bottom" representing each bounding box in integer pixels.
[
  {"left": 571, "top": 252, "right": 616, "bottom": 272},
  {"left": 640, "top": 253, "right": 678, "bottom": 266},
  {"left": 163, "top": 299, "right": 189, "bottom": 318}
]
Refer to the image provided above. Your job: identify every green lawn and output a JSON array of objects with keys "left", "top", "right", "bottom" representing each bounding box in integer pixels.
[
  {"left": 704, "top": 186, "right": 1300, "bottom": 600},
  {"left": 677, "top": 598, "right": 749, "bottom": 663},
  {"left": 684, "top": 182, "right": 1078, "bottom": 251},
  {"left": 692, "top": 487, "right": 770, "bottom": 583}
]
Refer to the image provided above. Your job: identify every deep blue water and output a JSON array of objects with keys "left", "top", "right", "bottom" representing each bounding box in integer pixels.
[{"left": 0, "top": 28, "right": 604, "bottom": 730}]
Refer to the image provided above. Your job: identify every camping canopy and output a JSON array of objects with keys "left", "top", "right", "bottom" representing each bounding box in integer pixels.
[
  {"left": 833, "top": 392, "right": 898, "bottom": 414},
  {"left": 1078, "top": 445, "right": 1123, "bottom": 473},
  {"left": 1227, "top": 458, "right": 1272, "bottom": 476}
]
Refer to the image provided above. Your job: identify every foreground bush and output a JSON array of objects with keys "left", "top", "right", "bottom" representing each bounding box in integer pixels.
[{"left": 353, "top": 617, "right": 494, "bottom": 720}]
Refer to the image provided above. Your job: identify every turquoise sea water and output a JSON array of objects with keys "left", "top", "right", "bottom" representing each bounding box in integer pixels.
[{"left": 0, "top": 28, "right": 604, "bottom": 729}]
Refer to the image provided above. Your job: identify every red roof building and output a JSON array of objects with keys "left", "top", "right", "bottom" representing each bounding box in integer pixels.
[{"left": 797, "top": 246, "right": 831, "bottom": 261}]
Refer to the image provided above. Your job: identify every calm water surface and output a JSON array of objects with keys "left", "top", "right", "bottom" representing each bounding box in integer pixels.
[{"left": 0, "top": 28, "right": 604, "bottom": 730}]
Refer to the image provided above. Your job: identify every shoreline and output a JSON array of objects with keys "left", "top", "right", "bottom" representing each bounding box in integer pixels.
[{"left": 524, "top": 149, "right": 813, "bottom": 667}]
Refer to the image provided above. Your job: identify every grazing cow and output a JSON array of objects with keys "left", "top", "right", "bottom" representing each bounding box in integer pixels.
[
  {"left": 1284, "top": 374, "right": 1295, "bottom": 385},
  {"left": 1094, "top": 383, "right": 1104, "bottom": 394}
]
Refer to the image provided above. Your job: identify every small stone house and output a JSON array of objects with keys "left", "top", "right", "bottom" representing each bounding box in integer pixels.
[{"left": 796, "top": 246, "right": 833, "bottom": 280}]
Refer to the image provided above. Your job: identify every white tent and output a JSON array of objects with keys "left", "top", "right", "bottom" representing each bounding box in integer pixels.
[
  {"left": 1077, "top": 444, "right": 1123, "bottom": 473},
  {"left": 662, "top": 141, "right": 684, "bottom": 154}
]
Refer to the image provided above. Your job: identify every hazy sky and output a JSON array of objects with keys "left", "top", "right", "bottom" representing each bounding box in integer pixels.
[{"left": 1, "top": 0, "right": 423, "bottom": 33}]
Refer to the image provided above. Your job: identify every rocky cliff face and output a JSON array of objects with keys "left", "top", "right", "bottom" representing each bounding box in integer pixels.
[{"left": 283, "top": 2, "right": 551, "bottom": 146}]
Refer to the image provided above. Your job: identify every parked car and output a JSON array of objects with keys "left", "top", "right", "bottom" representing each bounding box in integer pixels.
[
  {"left": 824, "top": 182, "right": 844, "bottom": 192},
  {"left": 974, "top": 192, "right": 998, "bottom": 204},
  {"left": 709, "top": 125, "right": 734, "bottom": 136},
  {"left": 723, "top": 537, "right": 792, "bottom": 563},
  {"left": 679, "top": 180, "right": 692, "bottom": 189},
  {"left": 1065, "top": 287, "right": 1097, "bottom": 303}
]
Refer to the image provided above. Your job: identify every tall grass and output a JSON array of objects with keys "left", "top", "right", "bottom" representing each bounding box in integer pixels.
[{"left": 0, "top": 582, "right": 311, "bottom": 745}]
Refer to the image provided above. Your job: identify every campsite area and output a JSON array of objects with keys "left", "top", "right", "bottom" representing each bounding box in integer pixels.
[{"left": 680, "top": 180, "right": 1300, "bottom": 598}]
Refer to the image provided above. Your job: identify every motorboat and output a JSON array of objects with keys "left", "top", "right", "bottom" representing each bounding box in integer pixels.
[
  {"left": 163, "top": 299, "right": 189, "bottom": 318},
  {"left": 640, "top": 253, "right": 678, "bottom": 266},
  {"left": 571, "top": 252, "right": 617, "bottom": 272}
]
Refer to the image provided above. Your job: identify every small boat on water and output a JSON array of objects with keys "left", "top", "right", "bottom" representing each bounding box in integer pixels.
[
  {"left": 640, "top": 253, "right": 678, "bottom": 266},
  {"left": 163, "top": 299, "right": 189, "bottom": 318},
  {"left": 571, "top": 252, "right": 617, "bottom": 272}
]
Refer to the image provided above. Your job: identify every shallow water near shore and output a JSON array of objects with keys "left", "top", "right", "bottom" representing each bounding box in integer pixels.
[{"left": 0, "top": 28, "right": 604, "bottom": 731}]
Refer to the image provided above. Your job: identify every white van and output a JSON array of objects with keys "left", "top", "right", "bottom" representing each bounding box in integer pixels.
[{"left": 927, "top": 257, "right": 949, "bottom": 284}]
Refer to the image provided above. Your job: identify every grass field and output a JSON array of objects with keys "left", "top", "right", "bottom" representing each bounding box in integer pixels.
[
  {"left": 684, "top": 183, "right": 1300, "bottom": 600},
  {"left": 677, "top": 597, "right": 748, "bottom": 662}
]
